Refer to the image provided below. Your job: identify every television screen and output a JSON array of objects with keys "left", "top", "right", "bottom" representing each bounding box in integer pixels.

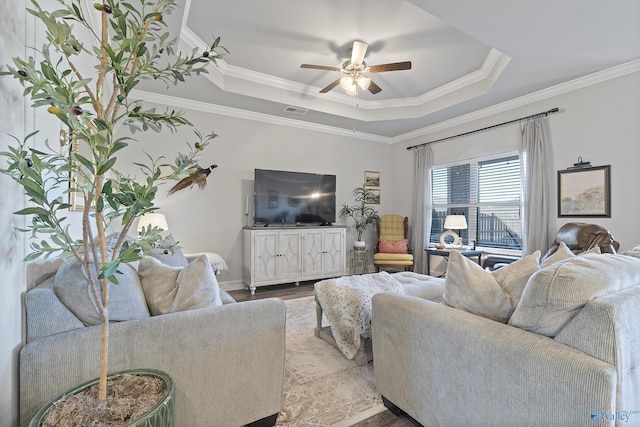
[{"left": 254, "top": 169, "right": 336, "bottom": 225}]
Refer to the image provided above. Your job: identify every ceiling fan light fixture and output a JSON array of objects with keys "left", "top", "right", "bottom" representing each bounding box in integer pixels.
[
  {"left": 340, "top": 76, "right": 358, "bottom": 95},
  {"left": 301, "top": 40, "right": 411, "bottom": 96},
  {"left": 357, "top": 75, "right": 371, "bottom": 90},
  {"left": 344, "top": 82, "right": 358, "bottom": 96},
  {"left": 339, "top": 76, "right": 352, "bottom": 91}
]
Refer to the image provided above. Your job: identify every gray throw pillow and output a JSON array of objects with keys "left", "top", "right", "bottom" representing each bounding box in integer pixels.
[
  {"left": 509, "top": 253, "right": 640, "bottom": 336},
  {"left": 53, "top": 258, "right": 150, "bottom": 326},
  {"left": 147, "top": 233, "right": 189, "bottom": 267},
  {"left": 138, "top": 254, "right": 222, "bottom": 315}
]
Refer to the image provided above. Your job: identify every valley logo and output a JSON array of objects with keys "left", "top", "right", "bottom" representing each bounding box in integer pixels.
[{"left": 591, "top": 409, "right": 640, "bottom": 423}]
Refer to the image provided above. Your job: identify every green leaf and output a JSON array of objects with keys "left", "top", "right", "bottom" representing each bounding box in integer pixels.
[
  {"left": 96, "top": 157, "right": 117, "bottom": 175},
  {"left": 24, "top": 252, "right": 42, "bottom": 262},
  {"left": 99, "top": 260, "right": 121, "bottom": 282},
  {"left": 14, "top": 207, "right": 49, "bottom": 216},
  {"left": 71, "top": 152, "right": 93, "bottom": 172}
]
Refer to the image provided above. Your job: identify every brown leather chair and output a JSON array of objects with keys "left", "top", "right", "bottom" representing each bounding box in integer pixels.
[
  {"left": 484, "top": 222, "right": 619, "bottom": 270},
  {"left": 542, "top": 222, "right": 620, "bottom": 259}
]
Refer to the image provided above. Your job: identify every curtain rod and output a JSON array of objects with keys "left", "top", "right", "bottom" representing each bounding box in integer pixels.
[{"left": 406, "top": 107, "right": 560, "bottom": 151}]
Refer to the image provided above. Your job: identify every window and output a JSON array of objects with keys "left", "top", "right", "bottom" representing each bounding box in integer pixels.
[{"left": 430, "top": 155, "right": 522, "bottom": 251}]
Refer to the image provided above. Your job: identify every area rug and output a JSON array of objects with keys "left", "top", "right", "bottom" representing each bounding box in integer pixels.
[{"left": 276, "top": 296, "right": 385, "bottom": 427}]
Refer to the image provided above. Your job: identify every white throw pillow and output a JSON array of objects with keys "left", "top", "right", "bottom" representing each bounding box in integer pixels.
[
  {"left": 138, "top": 254, "right": 222, "bottom": 315},
  {"left": 540, "top": 241, "right": 601, "bottom": 268},
  {"left": 442, "top": 250, "right": 540, "bottom": 323},
  {"left": 509, "top": 253, "right": 640, "bottom": 336}
]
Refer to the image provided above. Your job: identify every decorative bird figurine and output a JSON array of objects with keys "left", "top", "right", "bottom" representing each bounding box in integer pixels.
[{"left": 168, "top": 164, "right": 217, "bottom": 195}]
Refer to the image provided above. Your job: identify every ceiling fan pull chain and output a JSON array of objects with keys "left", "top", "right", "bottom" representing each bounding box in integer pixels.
[{"left": 353, "top": 92, "right": 358, "bottom": 133}]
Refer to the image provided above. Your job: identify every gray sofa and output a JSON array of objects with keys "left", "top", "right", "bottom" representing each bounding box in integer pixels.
[
  {"left": 372, "top": 253, "right": 640, "bottom": 427},
  {"left": 20, "top": 257, "right": 286, "bottom": 427}
]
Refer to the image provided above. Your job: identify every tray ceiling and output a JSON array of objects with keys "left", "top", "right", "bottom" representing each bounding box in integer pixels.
[{"left": 136, "top": 0, "right": 640, "bottom": 140}]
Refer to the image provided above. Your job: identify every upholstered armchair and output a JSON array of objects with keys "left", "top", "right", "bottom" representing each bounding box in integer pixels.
[
  {"left": 483, "top": 222, "right": 620, "bottom": 270},
  {"left": 373, "top": 215, "right": 414, "bottom": 272},
  {"left": 542, "top": 222, "right": 620, "bottom": 259}
]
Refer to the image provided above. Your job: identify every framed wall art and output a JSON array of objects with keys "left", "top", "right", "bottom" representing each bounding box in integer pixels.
[
  {"left": 364, "top": 171, "right": 380, "bottom": 187},
  {"left": 557, "top": 165, "right": 610, "bottom": 217},
  {"left": 366, "top": 188, "right": 380, "bottom": 205}
]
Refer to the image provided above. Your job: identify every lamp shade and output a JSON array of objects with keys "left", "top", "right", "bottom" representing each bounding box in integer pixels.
[
  {"left": 356, "top": 74, "right": 371, "bottom": 90},
  {"left": 137, "top": 213, "right": 169, "bottom": 232},
  {"left": 444, "top": 215, "right": 467, "bottom": 230}
]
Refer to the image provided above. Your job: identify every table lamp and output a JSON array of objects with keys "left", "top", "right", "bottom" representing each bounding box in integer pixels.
[{"left": 440, "top": 215, "right": 467, "bottom": 247}]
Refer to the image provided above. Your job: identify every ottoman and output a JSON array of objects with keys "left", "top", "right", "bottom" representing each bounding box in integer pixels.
[{"left": 314, "top": 272, "right": 445, "bottom": 365}]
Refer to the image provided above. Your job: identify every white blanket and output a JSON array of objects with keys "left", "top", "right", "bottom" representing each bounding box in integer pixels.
[{"left": 314, "top": 272, "right": 404, "bottom": 359}]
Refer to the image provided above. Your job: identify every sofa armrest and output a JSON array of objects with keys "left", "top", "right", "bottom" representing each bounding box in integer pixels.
[
  {"left": 20, "top": 298, "right": 286, "bottom": 427},
  {"left": 371, "top": 293, "right": 616, "bottom": 427},
  {"left": 482, "top": 254, "right": 520, "bottom": 270}
]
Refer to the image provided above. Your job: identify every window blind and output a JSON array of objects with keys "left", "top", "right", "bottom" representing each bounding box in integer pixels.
[{"left": 430, "top": 155, "right": 522, "bottom": 250}]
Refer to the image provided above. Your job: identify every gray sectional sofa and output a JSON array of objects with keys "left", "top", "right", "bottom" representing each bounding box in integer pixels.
[
  {"left": 20, "top": 255, "right": 286, "bottom": 427},
  {"left": 372, "top": 252, "right": 640, "bottom": 427}
]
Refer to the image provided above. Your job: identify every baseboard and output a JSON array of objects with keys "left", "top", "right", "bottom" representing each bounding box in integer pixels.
[{"left": 219, "top": 279, "right": 245, "bottom": 291}]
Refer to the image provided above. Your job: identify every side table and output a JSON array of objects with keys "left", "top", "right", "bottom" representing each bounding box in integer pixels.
[
  {"left": 425, "top": 248, "right": 483, "bottom": 277},
  {"left": 351, "top": 249, "right": 368, "bottom": 275}
]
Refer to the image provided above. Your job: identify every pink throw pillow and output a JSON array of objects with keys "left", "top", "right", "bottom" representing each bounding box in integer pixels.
[{"left": 379, "top": 239, "right": 409, "bottom": 254}]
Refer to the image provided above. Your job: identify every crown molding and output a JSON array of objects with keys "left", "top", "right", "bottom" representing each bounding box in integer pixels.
[
  {"left": 130, "top": 89, "right": 392, "bottom": 144},
  {"left": 132, "top": 58, "right": 639, "bottom": 146},
  {"left": 178, "top": 24, "right": 508, "bottom": 118},
  {"left": 393, "top": 58, "right": 640, "bottom": 143}
]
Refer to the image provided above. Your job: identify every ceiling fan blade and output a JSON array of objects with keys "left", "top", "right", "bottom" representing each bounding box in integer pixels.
[
  {"left": 300, "top": 64, "right": 341, "bottom": 72},
  {"left": 367, "top": 80, "right": 382, "bottom": 94},
  {"left": 319, "top": 78, "right": 341, "bottom": 93},
  {"left": 369, "top": 61, "right": 412, "bottom": 73},
  {"left": 351, "top": 41, "right": 368, "bottom": 66}
]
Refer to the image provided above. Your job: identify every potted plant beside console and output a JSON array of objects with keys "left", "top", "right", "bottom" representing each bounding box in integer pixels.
[
  {"left": 339, "top": 184, "right": 380, "bottom": 251},
  {"left": 1, "top": 0, "right": 226, "bottom": 425}
]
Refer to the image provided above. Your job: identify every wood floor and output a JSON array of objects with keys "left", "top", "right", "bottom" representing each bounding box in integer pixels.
[
  {"left": 228, "top": 282, "right": 421, "bottom": 427},
  {"left": 228, "top": 280, "right": 316, "bottom": 302}
]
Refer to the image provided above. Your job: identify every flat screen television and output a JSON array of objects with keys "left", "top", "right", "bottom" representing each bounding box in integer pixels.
[{"left": 254, "top": 169, "right": 336, "bottom": 225}]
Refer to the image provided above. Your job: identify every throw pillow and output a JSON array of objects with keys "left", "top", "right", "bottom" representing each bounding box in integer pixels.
[
  {"left": 443, "top": 250, "right": 540, "bottom": 323},
  {"left": 53, "top": 258, "right": 150, "bottom": 326},
  {"left": 138, "top": 254, "right": 222, "bottom": 315},
  {"left": 147, "top": 233, "right": 189, "bottom": 267},
  {"left": 540, "top": 241, "right": 601, "bottom": 268},
  {"left": 509, "top": 253, "right": 640, "bottom": 336},
  {"left": 491, "top": 251, "right": 541, "bottom": 305},
  {"left": 379, "top": 239, "right": 409, "bottom": 254}
]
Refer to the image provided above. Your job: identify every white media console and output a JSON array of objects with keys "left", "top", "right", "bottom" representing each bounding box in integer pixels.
[{"left": 243, "top": 226, "right": 346, "bottom": 294}]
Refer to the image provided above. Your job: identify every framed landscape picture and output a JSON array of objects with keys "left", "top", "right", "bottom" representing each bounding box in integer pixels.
[
  {"left": 366, "top": 188, "right": 380, "bottom": 204},
  {"left": 557, "top": 165, "right": 610, "bottom": 217},
  {"left": 364, "top": 171, "right": 380, "bottom": 187}
]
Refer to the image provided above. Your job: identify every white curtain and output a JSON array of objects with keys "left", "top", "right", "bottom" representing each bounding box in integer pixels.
[
  {"left": 520, "top": 116, "right": 555, "bottom": 255},
  {"left": 411, "top": 145, "right": 434, "bottom": 273}
]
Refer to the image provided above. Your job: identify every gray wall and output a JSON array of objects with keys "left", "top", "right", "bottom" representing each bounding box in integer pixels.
[
  {"left": 118, "top": 108, "right": 395, "bottom": 290},
  {"left": 0, "top": 0, "right": 27, "bottom": 425},
  {"left": 392, "top": 70, "right": 640, "bottom": 257}
]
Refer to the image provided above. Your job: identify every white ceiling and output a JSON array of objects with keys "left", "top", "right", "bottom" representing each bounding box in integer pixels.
[{"left": 137, "top": 0, "right": 640, "bottom": 141}]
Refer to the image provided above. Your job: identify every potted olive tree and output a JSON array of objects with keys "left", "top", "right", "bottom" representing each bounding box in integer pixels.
[
  {"left": 1, "top": 0, "right": 226, "bottom": 424},
  {"left": 339, "top": 184, "right": 380, "bottom": 251}
]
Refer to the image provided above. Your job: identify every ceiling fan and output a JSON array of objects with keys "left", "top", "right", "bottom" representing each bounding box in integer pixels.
[{"left": 300, "top": 41, "right": 411, "bottom": 96}]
